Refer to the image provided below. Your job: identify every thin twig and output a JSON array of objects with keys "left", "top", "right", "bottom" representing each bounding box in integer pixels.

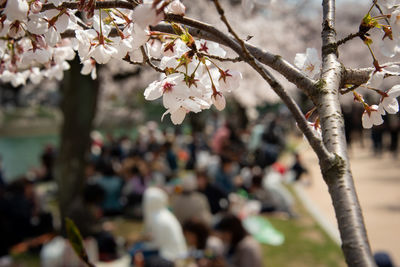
[
  {"left": 340, "top": 84, "right": 359, "bottom": 95},
  {"left": 373, "top": 0, "right": 390, "bottom": 25},
  {"left": 212, "top": 0, "right": 253, "bottom": 62},
  {"left": 122, "top": 57, "right": 145, "bottom": 66},
  {"left": 336, "top": 32, "right": 363, "bottom": 46},
  {"left": 197, "top": 52, "right": 242, "bottom": 62},
  {"left": 140, "top": 46, "right": 165, "bottom": 73}
]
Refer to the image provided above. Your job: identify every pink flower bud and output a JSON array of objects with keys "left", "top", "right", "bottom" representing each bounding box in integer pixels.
[
  {"left": 30, "top": 0, "right": 42, "bottom": 14},
  {"left": 168, "top": 0, "right": 186, "bottom": 16}
]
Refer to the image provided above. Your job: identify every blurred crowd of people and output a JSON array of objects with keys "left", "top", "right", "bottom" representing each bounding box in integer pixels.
[
  {"left": 0, "top": 114, "right": 311, "bottom": 267},
  {"left": 343, "top": 104, "right": 400, "bottom": 157},
  {"left": 0, "top": 107, "right": 398, "bottom": 266}
]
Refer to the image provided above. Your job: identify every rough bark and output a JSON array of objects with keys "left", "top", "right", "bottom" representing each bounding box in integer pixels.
[
  {"left": 54, "top": 57, "right": 99, "bottom": 233},
  {"left": 318, "top": 1, "right": 376, "bottom": 266}
]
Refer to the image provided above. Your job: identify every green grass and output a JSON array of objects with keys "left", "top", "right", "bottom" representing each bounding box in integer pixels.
[
  {"left": 262, "top": 186, "right": 346, "bottom": 267},
  {"left": 12, "top": 252, "right": 40, "bottom": 267}
]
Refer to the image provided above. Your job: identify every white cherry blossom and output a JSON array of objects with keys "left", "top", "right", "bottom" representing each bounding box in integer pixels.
[
  {"left": 366, "top": 70, "right": 385, "bottom": 88},
  {"left": 132, "top": 3, "right": 164, "bottom": 29},
  {"left": 162, "top": 107, "right": 187, "bottom": 125},
  {"left": 29, "top": 67, "right": 43, "bottom": 84},
  {"left": 4, "top": 0, "right": 29, "bottom": 22},
  {"left": 195, "top": 40, "right": 226, "bottom": 58},
  {"left": 30, "top": 0, "right": 43, "bottom": 14},
  {"left": 362, "top": 104, "right": 385, "bottom": 129},
  {"left": 23, "top": 48, "right": 52, "bottom": 64},
  {"left": 81, "top": 59, "right": 97, "bottom": 80},
  {"left": 89, "top": 43, "right": 118, "bottom": 64},
  {"left": 379, "top": 85, "right": 400, "bottom": 114},
  {"left": 166, "top": 0, "right": 186, "bottom": 16},
  {"left": 294, "top": 48, "right": 321, "bottom": 78},
  {"left": 218, "top": 69, "right": 242, "bottom": 92},
  {"left": 212, "top": 93, "right": 226, "bottom": 111}
]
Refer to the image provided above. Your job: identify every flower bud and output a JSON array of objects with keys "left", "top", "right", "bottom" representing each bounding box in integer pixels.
[
  {"left": 30, "top": 0, "right": 42, "bottom": 14},
  {"left": 168, "top": 0, "right": 186, "bottom": 16}
]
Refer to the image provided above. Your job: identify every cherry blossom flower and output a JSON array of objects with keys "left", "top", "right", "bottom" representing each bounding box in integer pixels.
[
  {"left": 379, "top": 35, "right": 398, "bottom": 58},
  {"left": 0, "top": 0, "right": 238, "bottom": 125},
  {"left": 218, "top": 69, "right": 242, "bottom": 92},
  {"left": 309, "top": 121, "right": 322, "bottom": 139},
  {"left": 162, "top": 107, "right": 187, "bottom": 125},
  {"left": 379, "top": 85, "right": 400, "bottom": 114},
  {"left": 212, "top": 93, "right": 226, "bottom": 111},
  {"left": 362, "top": 104, "right": 385, "bottom": 129},
  {"left": 144, "top": 73, "right": 188, "bottom": 106},
  {"left": 166, "top": 0, "right": 186, "bottom": 16},
  {"left": 90, "top": 43, "right": 118, "bottom": 64},
  {"left": 366, "top": 70, "right": 385, "bottom": 88},
  {"left": 29, "top": 67, "right": 43, "bottom": 84},
  {"left": 30, "top": 0, "right": 43, "bottom": 14},
  {"left": 81, "top": 59, "right": 97, "bottom": 80},
  {"left": 294, "top": 48, "right": 321, "bottom": 78},
  {"left": 196, "top": 40, "right": 226, "bottom": 58},
  {"left": 4, "top": 0, "right": 29, "bottom": 22},
  {"left": 22, "top": 48, "right": 52, "bottom": 64},
  {"left": 0, "top": 70, "right": 29, "bottom": 87},
  {"left": 26, "top": 14, "right": 48, "bottom": 35},
  {"left": 132, "top": 3, "right": 164, "bottom": 29}
]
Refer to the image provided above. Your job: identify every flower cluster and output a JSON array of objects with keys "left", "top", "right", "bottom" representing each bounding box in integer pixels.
[
  {"left": 294, "top": 1, "right": 400, "bottom": 131},
  {"left": 144, "top": 38, "right": 242, "bottom": 124},
  {"left": 0, "top": 0, "right": 241, "bottom": 124}
]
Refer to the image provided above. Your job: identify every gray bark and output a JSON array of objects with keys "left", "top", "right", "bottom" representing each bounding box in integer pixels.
[{"left": 318, "top": 1, "right": 376, "bottom": 266}]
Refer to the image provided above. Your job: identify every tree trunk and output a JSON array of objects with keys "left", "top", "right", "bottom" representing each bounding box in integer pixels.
[
  {"left": 54, "top": 58, "right": 99, "bottom": 233},
  {"left": 318, "top": 1, "right": 376, "bottom": 266}
]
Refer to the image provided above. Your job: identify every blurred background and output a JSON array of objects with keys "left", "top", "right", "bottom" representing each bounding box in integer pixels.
[{"left": 0, "top": 0, "right": 399, "bottom": 266}]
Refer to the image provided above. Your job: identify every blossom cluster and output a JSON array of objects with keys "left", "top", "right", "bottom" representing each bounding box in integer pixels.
[
  {"left": 144, "top": 38, "right": 242, "bottom": 124},
  {"left": 293, "top": 0, "right": 400, "bottom": 131},
  {"left": 0, "top": 0, "right": 241, "bottom": 124}
]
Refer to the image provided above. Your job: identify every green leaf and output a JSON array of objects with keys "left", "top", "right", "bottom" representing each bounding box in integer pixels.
[
  {"left": 362, "top": 13, "right": 379, "bottom": 28},
  {"left": 65, "top": 218, "right": 94, "bottom": 267}
]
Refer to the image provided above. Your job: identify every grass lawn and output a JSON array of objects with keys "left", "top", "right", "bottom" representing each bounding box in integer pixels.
[{"left": 263, "top": 190, "right": 346, "bottom": 267}]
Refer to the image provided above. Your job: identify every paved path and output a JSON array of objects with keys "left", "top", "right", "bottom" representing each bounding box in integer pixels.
[{"left": 297, "top": 139, "right": 400, "bottom": 265}]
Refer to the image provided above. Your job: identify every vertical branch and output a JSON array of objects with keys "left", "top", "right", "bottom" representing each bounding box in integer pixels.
[{"left": 318, "top": 1, "right": 376, "bottom": 266}]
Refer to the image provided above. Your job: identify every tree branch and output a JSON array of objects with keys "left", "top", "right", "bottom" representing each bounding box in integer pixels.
[
  {"left": 140, "top": 46, "right": 165, "bottom": 73},
  {"left": 42, "top": 0, "right": 136, "bottom": 11},
  {"left": 157, "top": 15, "right": 318, "bottom": 100},
  {"left": 198, "top": 53, "right": 242, "bottom": 62},
  {"left": 342, "top": 62, "right": 400, "bottom": 86},
  {"left": 336, "top": 31, "right": 363, "bottom": 46},
  {"left": 209, "top": 0, "right": 333, "bottom": 165}
]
